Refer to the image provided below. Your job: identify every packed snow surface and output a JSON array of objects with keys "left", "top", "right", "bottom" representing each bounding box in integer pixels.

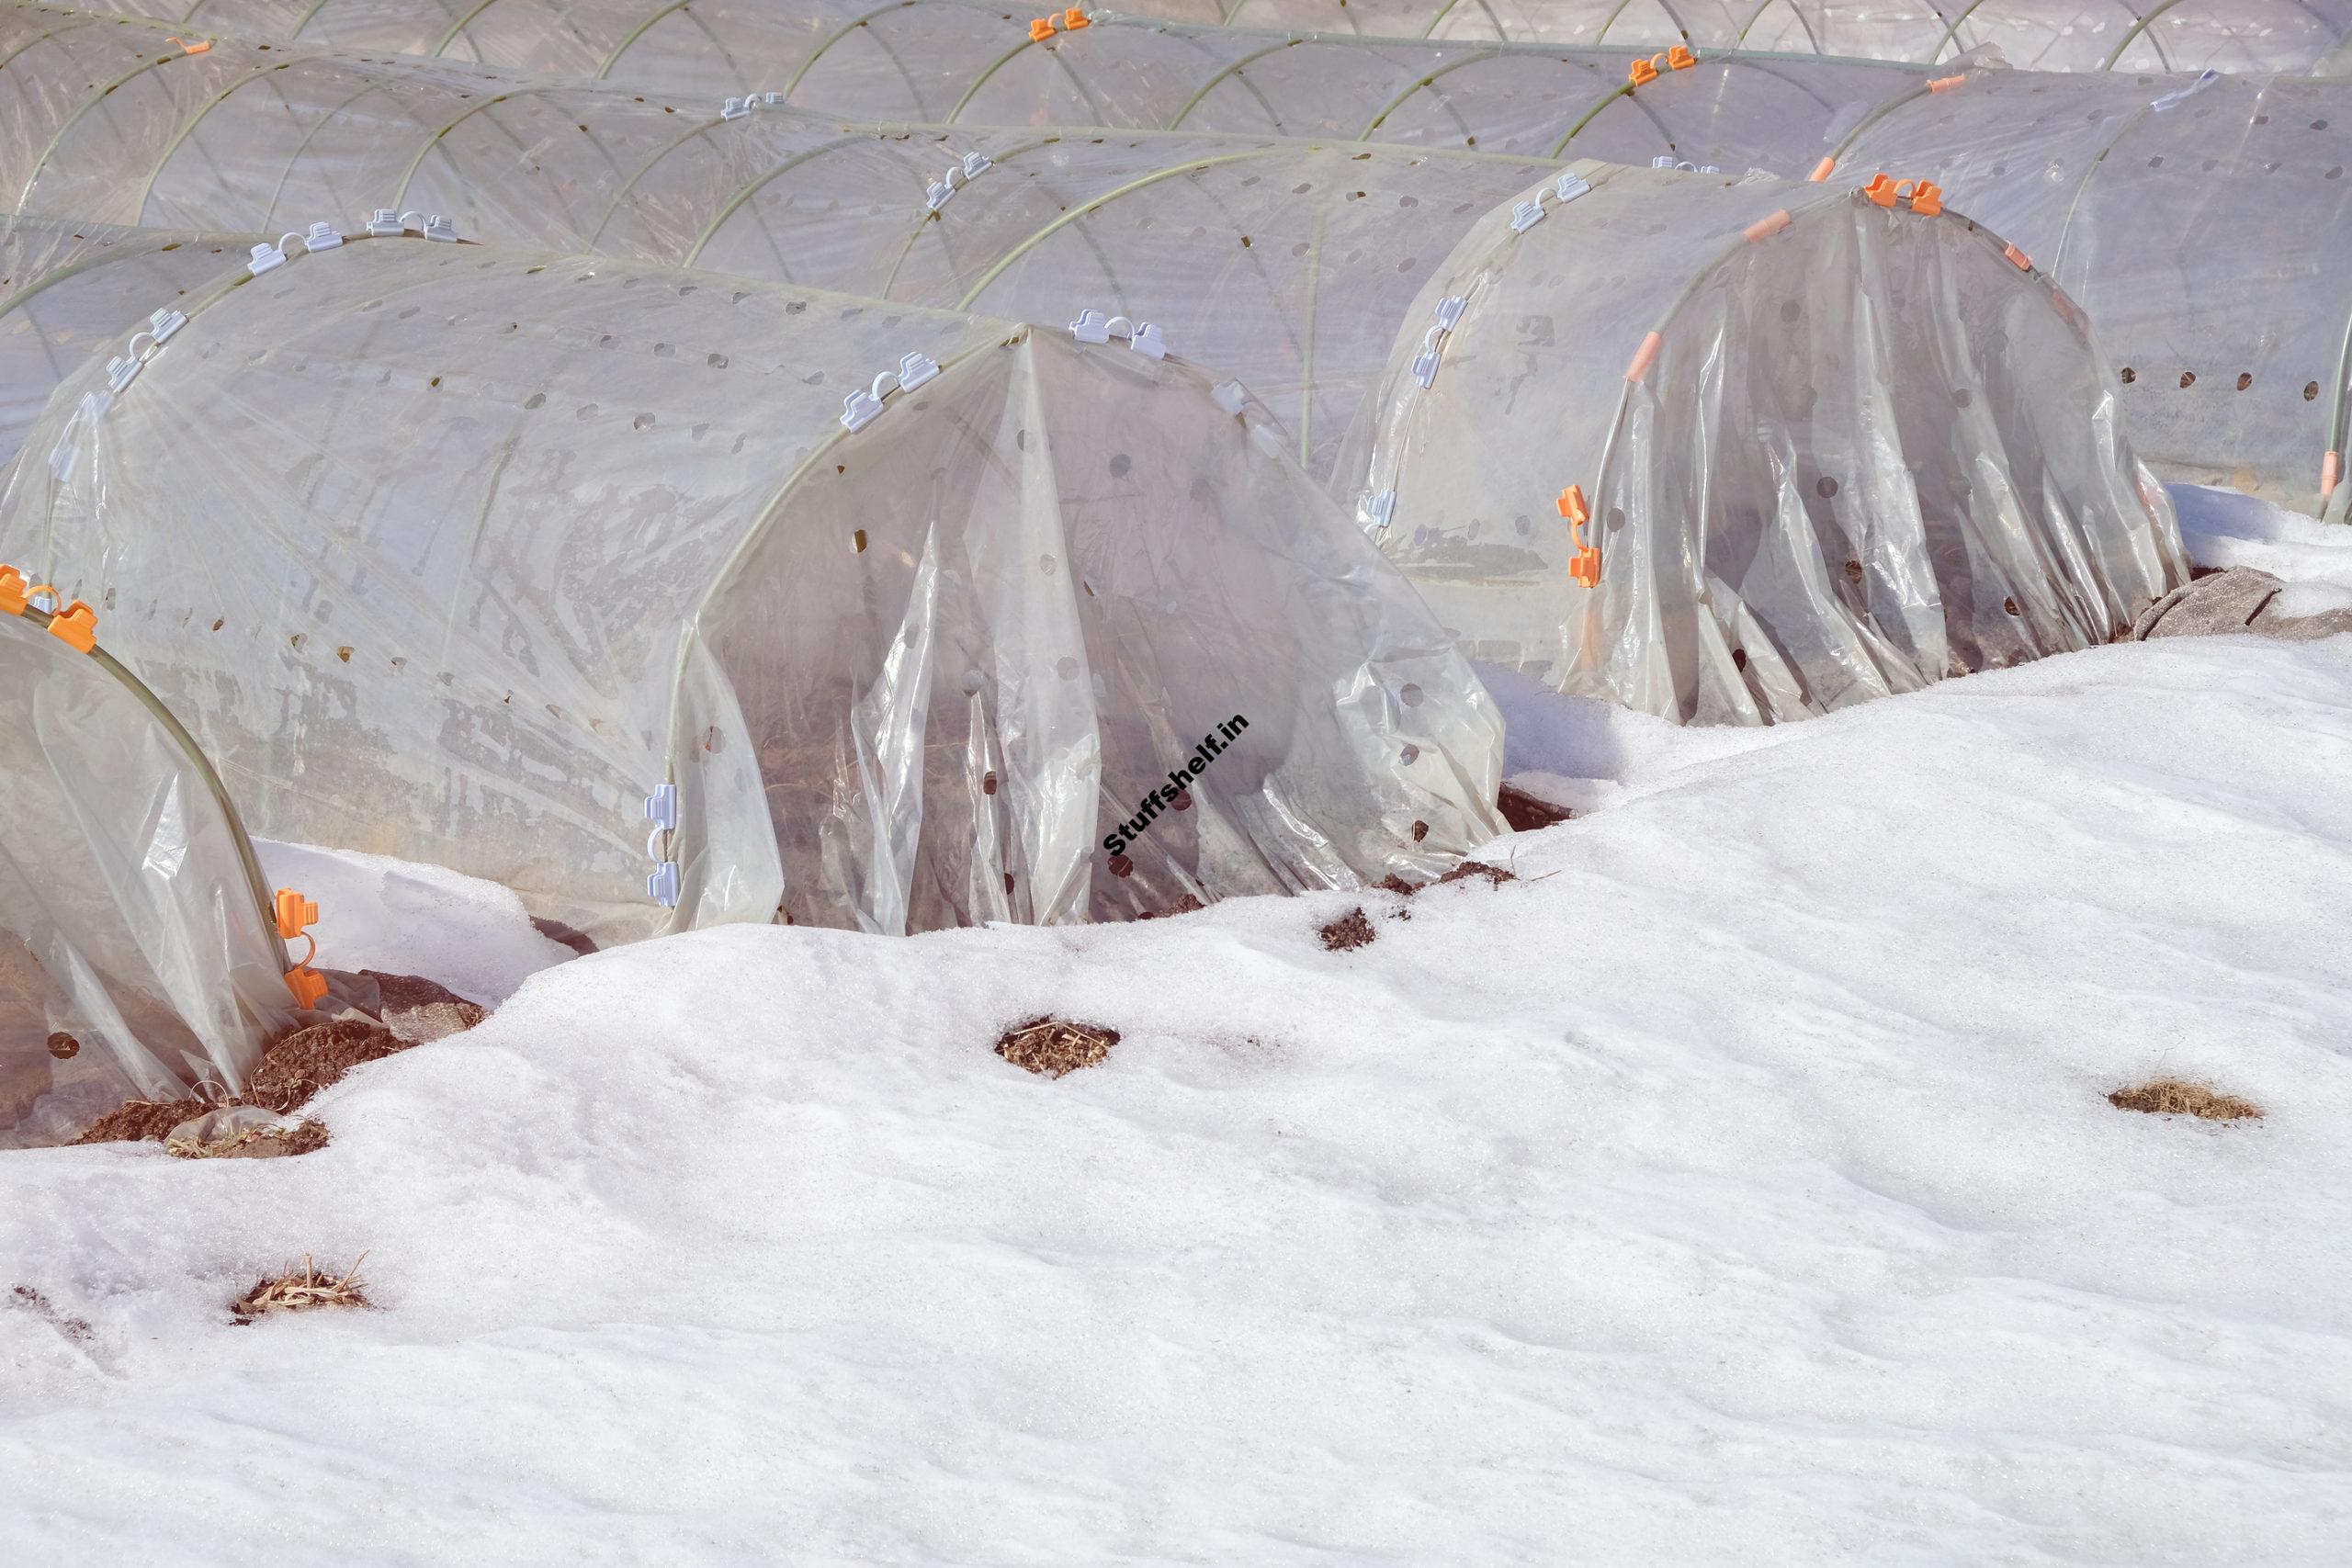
[{"left": 7, "top": 633, "right": 2352, "bottom": 1563}]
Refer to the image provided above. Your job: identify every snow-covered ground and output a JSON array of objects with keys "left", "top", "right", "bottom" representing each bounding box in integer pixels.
[{"left": 6, "top": 497, "right": 2352, "bottom": 1562}]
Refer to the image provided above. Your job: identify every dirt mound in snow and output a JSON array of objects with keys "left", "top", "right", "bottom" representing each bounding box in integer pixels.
[
  {"left": 995, "top": 1018, "right": 1118, "bottom": 1078},
  {"left": 2109, "top": 1078, "right": 2264, "bottom": 1122},
  {"left": 1318, "top": 908, "right": 1376, "bottom": 951},
  {"left": 242, "top": 1019, "right": 407, "bottom": 1114},
  {"left": 70, "top": 1098, "right": 210, "bottom": 1145}
]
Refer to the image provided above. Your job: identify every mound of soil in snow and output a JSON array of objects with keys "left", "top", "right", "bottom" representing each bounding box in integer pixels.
[
  {"left": 1318, "top": 908, "right": 1376, "bottom": 951},
  {"left": 70, "top": 1098, "right": 210, "bottom": 1145},
  {"left": 995, "top": 1018, "right": 1118, "bottom": 1078},
  {"left": 240, "top": 1019, "right": 407, "bottom": 1114}
]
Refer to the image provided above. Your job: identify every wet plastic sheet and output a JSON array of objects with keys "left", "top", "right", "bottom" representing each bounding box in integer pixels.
[
  {"left": 0, "top": 236, "right": 1503, "bottom": 944},
  {"left": 1344, "top": 165, "right": 2188, "bottom": 723},
  {"left": 0, "top": 607, "right": 289, "bottom": 1147}
]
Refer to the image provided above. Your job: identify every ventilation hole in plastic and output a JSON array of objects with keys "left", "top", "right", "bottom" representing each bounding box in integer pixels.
[
  {"left": 1780, "top": 299, "right": 1801, "bottom": 323},
  {"left": 2307, "top": 381, "right": 2323, "bottom": 401},
  {"left": 1015, "top": 429, "right": 1025, "bottom": 450},
  {"left": 1515, "top": 515, "right": 1532, "bottom": 536},
  {"left": 1608, "top": 507, "right": 1625, "bottom": 532},
  {"left": 1953, "top": 389, "right": 1972, "bottom": 408},
  {"left": 1292, "top": 183, "right": 1312, "bottom": 195},
  {"left": 2004, "top": 597, "right": 2020, "bottom": 616},
  {"left": 1056, "top": 656, "right": 1080, "bottom": 680},
  {"left": 2179, "top": 371, "right": 2196, "bottom": 389},
  {"left": 1040, "top": 555, "right": 1057, "bottom": 577},
  {"left": 1411, "top": 820, "right": 1429, "bottom": 842},
  {"left": 982, "top": 771, "right": 998, "bottom": 795},
  {"left": 2316, "top": 119, "right": 2331, "bottom": 130},
  {"left": 2148, "top": 155, "right": 2163, "bottom": 167},
  {"left": 1109, "top": 454, "right": 1132, "bottom": 478},
  {"left": 2236, "top": 372, "right": 2253, "bottom": 390},
  {"left": 962, "top": 670, "right": 984, "bottom": 695},
  {"left": 633, "top": 413, "right": 655, "bottom": 430},
  {"left": 576, "top": 403, "right": 596, "bottom": 420},
  {"left": 523, "top": 392, "right": 545, "bottom": 410},
  {"left": 1171, "top": 791, "right": 1193, "bottom": 813},
  {"left": 429, "top": 376, "right": 442, "bottom": 389},
  {"left": 2119, "top": 367, "right": 2135, "bottom": 384},
  {"left": 1400, "top": 682, "right": 1424, "bottom": 707},
  {"left": 707, "top": 353, "right": 728, "bottom": 368},
  {"left": 397, "top": 306, "right": 419, "bottom": 320},
  {"left": 1003, "top": 873, "right": 1016, "bottom": 894},
  {"left": 2255, "top": 114, "right": 2270, "bottom": 125},
  {"left": 45, "top": 1032, "right": 77, "bottom": 1061},
  {"left": 210, "top": 618, "right": 223, "bottom": 631},
  {"left": 2331, "top": 167, "right": 2345, "bottom": 180},
  {"left": 1401, "top": 743, "right": 1419, "bottom": 764},
  {"left": 1109, "top": 855, "right": 1134, "bottom": 879},
  {"left": 1733, "top": 648, "right": 1747, "bottom": 671},
  {"left": 1815, "top": 476, "right": 1839, "bottom": 499},
  {"left": 1844, "top": 560, "right": 1863, "bottom": 583},
  {"left": 336, "top": 646, "right": 352, "bottom": 663},
  {"left": 1239, "top": 235, "right": 1251, "bottom": 247},
  {"left": 289, "top": 633, "right": 307, "bottom": 649},
  {"left": 1400, "top": 196, "right": 1419, "bottom": 208},
  {"left": 852, "top": 529, "right": 866, "bottom": 553}
]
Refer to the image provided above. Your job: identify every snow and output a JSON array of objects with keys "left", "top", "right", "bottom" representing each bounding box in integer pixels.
[
  {"left": 7, "top": 577, "right": 2352, "bottom": 1560},
  {"left": 253, "top": 839, "right": 576, "bottom": 1006},
  {"left": 2174, "top": 480, "right": 2352, "bottom": 588}
]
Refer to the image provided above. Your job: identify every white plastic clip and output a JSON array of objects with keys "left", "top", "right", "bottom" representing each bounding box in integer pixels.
[
  {"left": 643, "top": 783, "right": 678, "bottom": 859},
  {"left": 1651, "top": 154, "right": 1678, "bottom": 169},
  {"left": 399, "top": 211, "right": 425, "bottom": 231},
  {"left": 759, "top": 91, "right": 784, "bottom": 107},
  {"left": 301, "top": 220, "right": 343, "bottom": 252},
  {"left": 1510, "top": 199, "right": 1544, "bottom": 233},
  {"left": 841, "top": 386, "right": 885, "bottom": 432},
  {"left": 148, "top": 307, "right": 187, "bottom": 344},
  {"left": 1434, "top": 295, "right": 1465, "bottom": 332},
  {"left": 105, "top": 352, "right": 141, "bottom": 393},
  {"left": 1411, "top": 296, "right": 1467, "bottom": 389},
  {"left": 721, "top": 96, "right": 751, "bottom": 119},
  {"left": 1070, "top": 309, "right": 1112, "bottom": 344},
  {"left": 1555, "top": 172, "right": 1589, "bottom": 204},
  {"left": 423, "top": 215, "right": 457, "bottom": 243},
  {"left": 1211, "top": 380, "right": 1249, "bottom": 416},
  {"left": 647, "top": 861, "right": 680, "bottom": 907},
  {"left": 960, "top": 150, "right": 992, "bottom": 179},
  {"left": 897, "top": 351, "right": 940, "bottom": 392},
  {"left": 246, "top": 241, "right": 287, "bottom": 276},
  {"left": 1362, "top": 490, "right": 1396, "bottom": 532},
  {"left": 1129, "top": 321, "right": 1166, "bottom": 359},
  {"left": 367, "top": 209, "right": 404, "bottom": 237}
]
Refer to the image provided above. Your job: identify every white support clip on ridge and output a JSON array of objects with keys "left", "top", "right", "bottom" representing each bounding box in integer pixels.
[
  {"left": 839, "top": 351, "right": 944, "bottom": 432},
  {"left": 423, "top": 215, "right": 458, "bottom": 243},
  {"left": 368, "top": 209, "right": 404, "bottom": 237},
  {"left": 1362, "top": 490, "right": 1396, "bottom": 533},
  {"left": 1068, "top": 310, "right": 1165, "bottom": 357},
  {"left": 721, "top": 96, "right": 751, "bottom": 119},
  {"left": 301, "top": 220, "right": 343, "bottom": 252},
  {"left": 246, "top": 241, "right": 287, "bottom": 276},
  {"left": 1410, "top": 296, "right": 1467, "bottom": 389}
]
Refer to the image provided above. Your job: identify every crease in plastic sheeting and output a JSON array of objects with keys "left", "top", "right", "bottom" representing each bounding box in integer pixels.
[
  {"left": 833, "top": 520, "right": 943, "bottom": 937},
  {"left": 1227, "top": 777, "right": 1355, "bottom": 896},
  {"left": 674, "top": 634, "right": 786, "bottom": 931},
  {"left": 981, "top": 341, "right": 1099, "bottom": 928},
  {"left": 962, "top": 692, "right": 1014, "bottom": 925}
]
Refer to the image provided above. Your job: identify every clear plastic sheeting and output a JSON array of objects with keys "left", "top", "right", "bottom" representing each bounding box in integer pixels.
[
  {"left": 1836, "top": 66, "right": 2352, "bottom": 511},
  {"left": 0, "top": 1, "right": 1923, "bottom": 182},
  {"left": 0, "top": 235, "right": 1504, "bottom": 944},
  {"left": 1114, "top": 0, "right": 2352, "bottom": 75},
  {"left": 1345, "top": 165, "right": 2188, "bottom": 724},
  {"left": 0, "top": 217, "right": 242, "bottom": 477},
  {"left": 0, "top": 604, "right": 291, "bottom": 1147}
]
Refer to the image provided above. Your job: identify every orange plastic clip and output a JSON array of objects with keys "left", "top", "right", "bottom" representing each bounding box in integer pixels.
[
  {"left": 1029, "top": 15, "right": 1056, "bottom": 39},
  {"left": 0, "top": 566, "right": 24, "bottom": 616},
  {"left": 2003, "top": 242, "right": 2032, "bottom": 271},
  {"left": 1628, "top": 56, "right": 1659, "bottom": 86},
  {"left": 46, "top": 601, "right": 96, "bottom": 652},
  {"left": 1907, "top": 179, "right": 1943, "bottom": 216},
  {"left": 285, "top": 965, "right": 328, "bottom": 1009},
  {"left": 164, "top": 35, "right": 210, "bottom": 54},
  {"left": 275, "top": 887, "right": 320, "bottom": 942},
  {"left": 1862, "top": 172, "right": 1900, "bottom": 208},
  {"left": 1666, "top": 45, "right": 1697, "bottom": 70},
  {"left": 1061, "top": 6, "right": 1089, "bottom": 27},
  {"left": 1558, "top": 486, "right": 1600, "bottom": 589},
  {"left": 1808, "top": 156, "right": 1836, "bottom": 183}
]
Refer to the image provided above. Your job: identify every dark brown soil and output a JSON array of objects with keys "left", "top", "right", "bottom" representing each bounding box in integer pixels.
[
  {"left": 242, "top": 1018, "right": 408, "bottom": 1114},
  {"left": 1497, "top": 783, "right": 1576, "bottom": 832},
  {"left": 1136, "top": 895, "right": 1206, "bottom": 921},
  {"left": 2109, "top": 1078, "right": 2263, "bottom": 1122},
  {"left": 1318, "top": 908, "right": 1377, "bottom": 952},
  {"left": 1375, "top": 874, "right": 1417, "bottom": 897},
  {"left": 1436, "top": 861, "right": 1519, "bottom": 889},
  {"left": 995, "top": 1017, "right": 1119, "bottom": 1078},
  {"left": 69, "top": 1098, "right": 210, "bottom": 1145},
  {"left": 10, "top": 1285, "right": 93, "bottom": 1344}
]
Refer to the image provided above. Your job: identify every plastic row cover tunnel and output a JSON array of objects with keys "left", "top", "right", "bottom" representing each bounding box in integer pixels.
[
  {"left": 1110, "top": 0, "right": 2352, "bottom": 76},
  {"left": 1343, "top": 166, "right": 2189, "bottom": 723},
  {"left": 58, "top": 0, "right": 2352, "bottom": 77},
  {"left": 0, "top": 582, "right": 296, "bottom": 1147},
  {"left": 0, "top": 1, "right": 1928, "bottom": 184},
  {"left": 0, "top": 219, "right": 245, "bottom": 478},
  {"left": 0, "top": 235, "right": 1505, "bottom": 946},
  {"left": 1833, "top": 64, "right": 2352, "bottom": 512}
]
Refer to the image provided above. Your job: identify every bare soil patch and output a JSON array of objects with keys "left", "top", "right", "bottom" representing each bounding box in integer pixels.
[
  {"left": 995, "top": 1017, "right": 1119, "bottom": 1078},
  {"left": 1136, "top": 894, "right": 1205, "bottom": 921},
  {"left": 1318, "top": 908, "right": 1377, "bottom": 952},
  {"left": 242, "top": 1018, "right": 407, "bottom": 1114},
  {"left": 70, "top": 1098, "right": 210, "bottom": 1145},
  {"left": 2109, "top": 1078, "right": 2264, "bottom": 1122},
  {"left": 1436, "top": 861, "right": 1518, "bottom": 889},
  {"left": 1497, "top": 783, "right": 1576, "bottom": 831}
]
